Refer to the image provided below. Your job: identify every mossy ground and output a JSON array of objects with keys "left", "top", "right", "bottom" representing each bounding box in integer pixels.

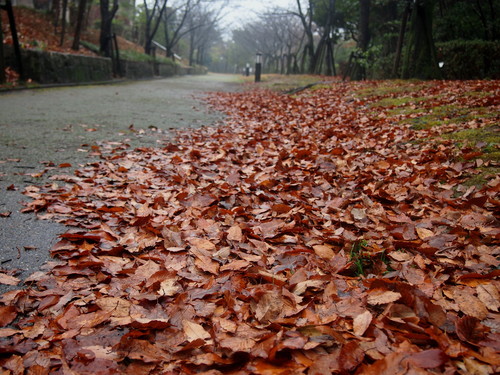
[
  {"left": 234, "top": 76, "right": 499, "bottom": 190},
  {"left": 352, "top": 81, "right": 499, "bottom": 191}
]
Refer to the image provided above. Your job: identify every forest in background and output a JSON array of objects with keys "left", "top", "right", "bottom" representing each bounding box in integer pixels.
[{"left": 1, "top": 0, "right": 499, "bottom": 80}]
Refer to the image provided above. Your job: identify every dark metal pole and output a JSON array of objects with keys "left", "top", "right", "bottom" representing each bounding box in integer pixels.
[
  {"left": 255, "top": 53, "right": 262, "bottom": 83},
  {"left": 255, "top": 63, "right": 261, "bottom": 82}
]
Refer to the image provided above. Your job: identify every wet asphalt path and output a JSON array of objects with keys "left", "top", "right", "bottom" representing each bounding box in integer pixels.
[{"left": 0, "top": 74, "right": 239, "bottom": 293}]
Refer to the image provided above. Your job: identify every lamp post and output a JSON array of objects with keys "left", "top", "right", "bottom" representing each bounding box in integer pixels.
[{"left": 255, "top": 52, "right": 262, "bottom": 83}]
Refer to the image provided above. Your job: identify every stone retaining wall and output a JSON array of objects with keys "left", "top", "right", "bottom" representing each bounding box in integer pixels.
[
  {"left": 4, "top": 46, "right": 197, "bottom": 84},
  {"left": 5, "top": 45, "right": 113, "bottom": 84}
]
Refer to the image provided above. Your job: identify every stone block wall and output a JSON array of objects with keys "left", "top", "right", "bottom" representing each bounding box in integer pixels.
[
  {"left": 3, "top": 46, "right": 203, "bottom": 85},
  {"left": 5, "top": 45, "right": 113, "bottom": 84}
]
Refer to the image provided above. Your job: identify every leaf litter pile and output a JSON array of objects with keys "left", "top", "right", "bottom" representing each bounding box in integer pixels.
[{"left": 1, "top": 78, "right": 499, "bottom": 374}]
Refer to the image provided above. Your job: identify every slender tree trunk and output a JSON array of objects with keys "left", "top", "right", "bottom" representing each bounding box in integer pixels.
[
  {"left": 402, "top": 0, "right": 441, "bottom": 79},
  {"left": 486, "top": 0, "right": 498, "bottom": 40},
  {"left": 323, "top": 0, "right": 337, "bottom": 76},
  {"left": 351, "top": 0, "right": 371, "bottom": 80},
  {"left": 313, "top": 34, "right": 326, "bottom": 74},
  {"left": 286, "top": 47, "right": 292, "bottom": 75},
  {"left": 59, "top": 0, "right": 67, "bottom": 46},
  {"left": 100, "top": 0, "right": 119, "bottom": 57},
  {"left": 72, "top": 0, "right": 87, "bottom": 50},
  {"left": 0, "top": 14, "right": 4, "bottom": 83},
  {"left": 296, "top": 0, "right": 316, "bottom": 74},
  {"left": 99, "top": 0, "right": 118, "bottom": 57},
  {"left": 144, "top": 1, "right": 167, "bottom": 55},
  {"left": 358, "top": 0, "right": 370, "bottom": 52},
  {"left": 393, "top": 1, "right": 411, "bottom": 77},
  {"left": 144, "top": 20, "right": 152, "bottom": 55},
  {"left": 52, "top": 0, "right": 60, "bottom": 30},
  {"left": 189, "top": 30, "right": 195, "bottom": 66},
  {"left": 326, "top": 37, "right": 336, "bottom": 76},
  {"left": 84, "top": 0, "right": 93, "bottom": 32}
]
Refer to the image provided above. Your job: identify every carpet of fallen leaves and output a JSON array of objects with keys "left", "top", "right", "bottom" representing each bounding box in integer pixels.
[{"left": 1, "top": 78, "right": 499, "bottom": 374}]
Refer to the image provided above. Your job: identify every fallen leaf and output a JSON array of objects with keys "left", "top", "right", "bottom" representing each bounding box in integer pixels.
[
  {"left": 353, "top": 310, "right": 372, "bottom": 336},
  {"left": 367, "top": 289, "right": 402, "bottom": 305},
  {"left": 227, "top": 225, "right": 243, "bottom": 241},
  {"left": 182, "top": 320, "right": 212, "bottom": 343},
  {"left": 0, "top": 273, "right": 20, "bottom": 286},
  {"left": 416, "top": 227, "right": 435, "bottom": 240},
  {"left": 313, "top": 244, "right": 335, "bottom": 260}
]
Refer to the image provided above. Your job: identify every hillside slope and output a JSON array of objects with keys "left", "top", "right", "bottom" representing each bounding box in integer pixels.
[{"left": 1, "top": 6, "right": 143, "bottom": 58}]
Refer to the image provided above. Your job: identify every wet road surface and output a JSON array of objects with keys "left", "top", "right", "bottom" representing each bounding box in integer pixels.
[{"left": 0, "top": 74, "right": 239, "bottom": 292}]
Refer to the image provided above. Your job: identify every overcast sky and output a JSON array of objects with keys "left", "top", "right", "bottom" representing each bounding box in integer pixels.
[{"left": 221, "top": 0, "right": 295, "bottom": 29}]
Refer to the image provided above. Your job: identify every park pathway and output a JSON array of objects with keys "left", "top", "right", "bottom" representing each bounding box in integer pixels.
[{"left": 0, "top": 74, "right": 239, "bottom": 291}]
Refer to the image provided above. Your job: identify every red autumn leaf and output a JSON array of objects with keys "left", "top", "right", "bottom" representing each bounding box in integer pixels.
[
  {"left": 405, "top": 349, "right": 448, "bottom": 369},
  {"left": 0, "top": 306, "right": 17, "bottom": 327}
]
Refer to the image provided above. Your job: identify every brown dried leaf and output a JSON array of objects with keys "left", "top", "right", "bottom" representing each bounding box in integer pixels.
[
  {"left": 353, "top": 310, "right": 373, "bottom": 337},
  {"left": 367, "top": 289, "right": 402, "bottom": 305},
  {"left": 182, "top": 320, "right": 212, "bottom": 343},
  {"left": 313, "top": 244, "right": 335, "bottom": 260},
  {"left": 227, "top": 225, "right": 243, "bottom": 241},
  {"left": 0, "top": 273, "right": 20, "bottom": 286}
]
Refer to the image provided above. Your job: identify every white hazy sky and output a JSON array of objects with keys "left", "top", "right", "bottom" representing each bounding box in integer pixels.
[{"left": 221, "top": 0, "right": 296, "bottom": 28}]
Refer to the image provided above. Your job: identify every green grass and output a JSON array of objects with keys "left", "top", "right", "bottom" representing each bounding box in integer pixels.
[
  {"left": 242, "top": 74, "right": 328, "bottom": 92},
  {"left": 461, "top": 167, "right": 500, "bottom": 188},
  {"left": 350, "top": 240, "right": 368, "bottom": 276},
  {"left": 445, "top": 125, "right": 500, "bottom": 190},
  {"left": 444, "top": 125, "right": 500, "bottom": 145},
  {"left": 351, "top": 80, "right": 499, "bottom": 192},
  {"left": 354, "top": 80, "right": 430, "bottom": 99},
  {"left": 396, "top": 106, "right": 496, "bottom": 130},
  {"left": 370, "top": 96, "right": 430, "bottom": 108}
]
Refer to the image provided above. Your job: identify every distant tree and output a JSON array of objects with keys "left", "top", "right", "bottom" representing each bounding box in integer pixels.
[
  {"left": 393, "top": 0, "right": 411, "bottom": 77},
  {"left": 293, "top": 0, "right": 316, "bottom": 73},
  {"left": 434, "top": 0, "right": 499, "bottom": 42},
  {"left": 143, "top": 0, "right": 168, "bottom": 55},
  {"left": 349, "top": 0, "right": 370, "bottom": 80},
  {"left": 186, "top": 5, "right": 221, "bottom": 66},
  {"left": 311, "top": 0, "right": 339, "bottom": 75},
  {"left": 161, "top": 0, "right": 198, "bottom": 59}
]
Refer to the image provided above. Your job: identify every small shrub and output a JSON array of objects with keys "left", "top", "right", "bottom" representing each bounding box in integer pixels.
[{"left": 436, "top": 39, "right": 500, "bottom": 79}]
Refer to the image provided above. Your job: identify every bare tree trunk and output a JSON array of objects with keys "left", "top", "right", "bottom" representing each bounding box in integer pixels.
[
  {"left": 351, "top": 0, "right": 371, "bottom": 80},
  {"left": 59, "top": 0, "right": 68, "bottom": 47},
  {"left": 144, "top": 0, "right": 167, "bottom": 55},
  {"left": 52, "top": 0, "right": 60, "bottom": 30},
  {"left": 72, "top": 0, "right": 87, "bottom": 50},
  {"left": 0, "top": 13, "right": 4, "bottom": 83},
  {"left": 100, "top": 0, "right": 119, "bottom": 57},
  {"left": 189, "top": 27, "right": 195, "bottom": 66},
  {"left": 295, "top": 0, "right": 316, "bottom": 74},
  {"left": 402, "top": 0, "right": 441, "bottom": 79},
  {"left": 326, "top": 38, "right": 336, "bottom": 76},
  {"left": 486, "top": 0, "right": 498, "bottom": 40},
  {"left": 392, "top": 1, "right": 411, "bottom": 77}
]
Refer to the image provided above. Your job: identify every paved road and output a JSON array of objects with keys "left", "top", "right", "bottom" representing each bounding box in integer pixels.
[{"left": 0, "top": 74, "right": 239, "bottom": 292}]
